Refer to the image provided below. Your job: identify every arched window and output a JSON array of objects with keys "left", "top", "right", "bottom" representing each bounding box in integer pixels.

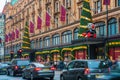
[
  {"left": 108, "top": 18, "right": 117, "bottom": 36},
  {"left": 115, "top": 0, "right": 120, "bottom": 6},
  {"left": 16, "top": 44, "right": 19, "bottom": 51},
  {"left": 13, "top": 45, "right": 16, "bottom": 53},
  {"left": 66, "top": 14, "right": 69, "bottom": 24},
  {"left": 8, "top": 47, "right": 10, "bottom": 54},
  {"left": 54, "top": 1, "right": 59, "bottom": 12},
  {"left": 39, "top": 38, "right": 42, "bottom": 49},
  {"left": 31, "top": 40, "right": 35, "bottom": 49},
  {"left": 36, "top": 39, "right": 39, "bottom": 49},
  {"left": 6, "top": 47, "right": 8, "bottom": 54},
  {"left": 43, "top": 36, "right": 50, "bottom": 48},
  {"left": 95, "top": 21, "right": 105, "bottom": 37},
  {"left": 74, "top": 28, "right": 79, "bottom": 40},
  {"left": 19, "top": 43, "right": 21, "bottom": 49},
  {"left": 52, "top": 34, "right": 60, "bottom": 46},
  {"left": 62, "top": 30, "right": 72, "bottom": 44},
  {"left": 15, "top": 44, "right": 20, "bottom": 52}
]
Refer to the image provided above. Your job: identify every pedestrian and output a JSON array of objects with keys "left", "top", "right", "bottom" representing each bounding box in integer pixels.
[{"left": 104, "top": 56, "right": 113, "bottom": 68}]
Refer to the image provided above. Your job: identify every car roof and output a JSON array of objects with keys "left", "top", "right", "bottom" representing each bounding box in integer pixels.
[
  {"left": 30, "top": 62, "right": 44, "bottom": 67},
  {"left": 72, "top": 59, "right": 102, "bottom": 62},
  {"left": 11, "top": 58, "right": 29, "bottom": 61}
]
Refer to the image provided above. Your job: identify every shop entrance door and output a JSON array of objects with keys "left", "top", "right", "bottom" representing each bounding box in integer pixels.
[{"left": 89, "top": 43, "right": 105, "bottom": 59}]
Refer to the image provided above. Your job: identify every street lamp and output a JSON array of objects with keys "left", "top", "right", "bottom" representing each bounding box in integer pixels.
[
  {"left": 3, "top": 14, "right": 6, "bottom": 62},
  {"left": 8, "top": 16, "right": 14, "bottom": 60}
]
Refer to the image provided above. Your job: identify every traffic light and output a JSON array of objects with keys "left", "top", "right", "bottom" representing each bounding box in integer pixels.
[
  {"left": 19, "top": 49, "right": 22, "bottom": 53},
  {"left": 10, "top": 51, "right": 14, "bottom": 60},
  {"left": 17, "top": 49, "right": 22, "bottom": 58}
]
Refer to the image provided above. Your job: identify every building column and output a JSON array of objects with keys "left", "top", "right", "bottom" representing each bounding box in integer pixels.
[
  {"left": 104, "top": 20, "right": 108, "bottom": 37},
  {"left": 49, "top": 35, "right": 52, "bottom": 47},
  {"left": 71, "top": 29, "right": 74, "bottom": 41},
  {"left": 60, "top": 33, "right": 62, "bottom": 45},
  {"left": 117, "top": 17, "right": 120, "bottom": 34}
]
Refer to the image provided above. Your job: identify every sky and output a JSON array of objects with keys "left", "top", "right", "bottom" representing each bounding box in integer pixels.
[
  {"left": 0, "top": 0, "right": 11, "bottom": 13},
  {"left": 0, "top": 0, "right": 6, "bottom": 12}
]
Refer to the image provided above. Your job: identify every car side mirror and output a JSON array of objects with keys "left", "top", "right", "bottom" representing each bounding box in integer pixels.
[
  {"left": 8, "top": 63, "right": 11, "bottom": 65},
  {"left": 64, "top": 66, "right": 68, "bottom": 70}
]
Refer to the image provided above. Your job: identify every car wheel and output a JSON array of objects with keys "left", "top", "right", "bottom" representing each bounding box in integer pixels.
[
  {"left": 78, "top": 77, "right": 82, "bottom": 80},
  {"left": 22, "top": 72, "right": 26, "bottom": 79},
  {"left": 11, "top": 71, "right": 15, "bottom": 76},
  {"left": 30, "top": 73, "right": 34, "bottom": 80},
  {"left": 60, "top": 75, "right": 65, "bottom": 80},
  {"left": 6, "top": 70, "right": 10, "bottom": 75},
  {"left": 50, "top": 77, "right": 54, "bottom": 80}
]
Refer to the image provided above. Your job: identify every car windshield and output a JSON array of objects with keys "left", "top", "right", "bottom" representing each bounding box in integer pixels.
[
  {"left": 1, "top": 63, "right": 8, "bottom": 67},
  {"left": 110, "top": 62, "right": 120, "bottom": 73},
  {"left": 34, "top": 63, "right": 44, "bottom": 67},
  {"left": 17, "top": 60, "right": 29, "bottom": 66},
  {"left": 0, "top": 63, "right": 9, "bottom": 68},
  {"left": 88, "top": 60, "right": 100, "bottom": 69}
]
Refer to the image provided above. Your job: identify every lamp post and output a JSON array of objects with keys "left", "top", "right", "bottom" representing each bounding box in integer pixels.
[
  {"left": 8, "top": 16, "right": 14, "bottom": 60},
  {"left": 105, "top": 0, "right": 109, "bottom": 58}
]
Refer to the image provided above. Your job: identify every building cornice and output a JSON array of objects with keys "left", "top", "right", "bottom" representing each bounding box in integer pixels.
[{"left": 93, "top": 6, "right": 120, "bottom": 18}]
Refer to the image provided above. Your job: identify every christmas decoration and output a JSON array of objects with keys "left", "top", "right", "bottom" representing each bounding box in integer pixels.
[
  {"left": 78, "top": 0, "right": 92, "bottom": 38},
  {"left": 22, "top": 22, "right": 31, "bottom": 50}
]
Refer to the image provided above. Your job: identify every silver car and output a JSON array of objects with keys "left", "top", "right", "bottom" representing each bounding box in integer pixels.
[{"left": 22, "top": 62, "right": 55, "bottom": 80}]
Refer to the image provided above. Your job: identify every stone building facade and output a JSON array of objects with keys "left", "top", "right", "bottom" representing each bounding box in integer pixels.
[{"left": 2, "top": 0, "right": 120, "bottom": 61}]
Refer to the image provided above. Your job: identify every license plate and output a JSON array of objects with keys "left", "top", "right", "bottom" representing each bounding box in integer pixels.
[
  {"left": 2, "top": 69, "right": 6, "bottom": 71},
  {"left": 21, "top": 66, "right": 25, "bottom": 68},
  {"left": 43, "top": 69, "right": 49, "bottom": 71},
  {"left": 96, "top": 74, "right": 103, "bottom": 78}
]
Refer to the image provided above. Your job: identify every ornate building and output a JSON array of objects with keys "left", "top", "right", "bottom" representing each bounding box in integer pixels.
[
  {"left": 0, "top": 13, "right": 5, "bottom": 61},
  {"left": 2, "top": 0, "right": 120, "bottom": 62}
]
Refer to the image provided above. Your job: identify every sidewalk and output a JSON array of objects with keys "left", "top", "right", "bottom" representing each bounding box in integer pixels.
[{"left": 54, "top": 70, "right": 62, "bottom": 80}]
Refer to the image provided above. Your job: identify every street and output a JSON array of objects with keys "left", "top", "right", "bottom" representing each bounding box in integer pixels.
[{"left": 0, "top": 71, "right": 61, "bottom": 80}]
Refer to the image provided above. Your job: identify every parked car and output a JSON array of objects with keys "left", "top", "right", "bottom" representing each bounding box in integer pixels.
[
  {"left": 22, "top": 62, "right": 55, "bottom": 80},
  {"left": 0, "top": 63, "right": 9, "bottom": 75},
  {"left": 96, "top": 61, "right": 120, "bottom": 80},
  {"left": 7, "top": 58, "right": 30, "bottom": 76},
  {"left": 60, "top": 59, "right": 109, "bottom": 80}
]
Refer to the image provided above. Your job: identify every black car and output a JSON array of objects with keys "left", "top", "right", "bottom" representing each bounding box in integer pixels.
[
  {"left": 0, "top": 63, "right": 9, "bottom": 75},
  {"left": 60, "top": 59, "right": 109, "bottom": 80},
  {"left": 22, "top": 62, "right": 55, "bottom": 80},
  {"left": 7, "top": 58, "right": 30, "bottom": 76},
  {"left": 96, "top": 61, "right": 120, "bottom": 80}
]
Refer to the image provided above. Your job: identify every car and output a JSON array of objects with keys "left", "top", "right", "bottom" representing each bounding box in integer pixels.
[
  {"left": 60, "top": 59, "right": 109, "bottom": 80},
  {"left": 22, "top": 62, "right": 55, "bottom": 80},
  {"left": 0, "top": 63, "right": 9, "bottom": 75},
  {"left": 96, "top": 61, "right": 120, "bottom": 80},
  {"left": 6, "top": 58, "right": 30, "bottom": 76}
]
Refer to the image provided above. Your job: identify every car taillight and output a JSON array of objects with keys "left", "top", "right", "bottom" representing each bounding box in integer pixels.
[
  {"left": 50, "top": 66, "right": 56, "bottom": 70},
  {"left": 14, "top": 66, "right": 18, "bottom": 70},
  {"left": 84, "top": 68, "right": 90, "bottom": 75},
  {"left": 108, "top": 67, "right": 110, "bottom": 72},
  {"left": 34, "top": 67, "right": 42, "bottom": 71}
]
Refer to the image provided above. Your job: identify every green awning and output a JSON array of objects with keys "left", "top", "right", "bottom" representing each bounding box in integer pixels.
[
  {"left": 108, "top": 40, "right": 120, "bottom": 47},
  {"left": 72, "top": 45, "right": 87, "bottom": 51},
  {"left": 36, "top": 50, "right": 50, "bottom": 55},
  {"left": 42, "top": 51, "right": 50, "bottom": 54},
  {"left": 50, "top": 48, "right": 61, "bottom": 53},
  {"left": 23, "top": 53, "right": 29, "bottom": 56},
  {"left": 35, "top": 52, "right": 42, "bottom": 55},
  {"left": 5, "top": 56, "right": 10, "bottom": 58},
  {"left": 50, "top": 50, "right": 60, "bottom": 53},
  {"left": 61, "top": 47, "right": 72, "bottom": 53}
]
